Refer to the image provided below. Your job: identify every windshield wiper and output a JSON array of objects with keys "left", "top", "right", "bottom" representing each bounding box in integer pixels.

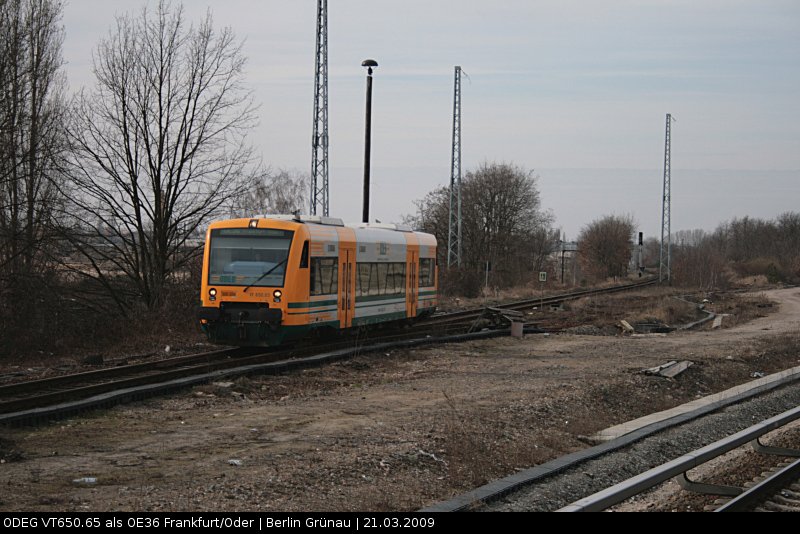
[{"left": 242, "top": 257, "right": 289, "bottom": 293}]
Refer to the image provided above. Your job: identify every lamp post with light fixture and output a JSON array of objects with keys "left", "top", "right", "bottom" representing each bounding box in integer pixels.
[{"left": 361, "top": 59, "right": 378, "bottom": 223}]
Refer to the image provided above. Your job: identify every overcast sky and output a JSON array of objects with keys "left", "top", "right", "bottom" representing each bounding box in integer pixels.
[{"left": 62, "top": 0, "right": 800, "bottom": 239}]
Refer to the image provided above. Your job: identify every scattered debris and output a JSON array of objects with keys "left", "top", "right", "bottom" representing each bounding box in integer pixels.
[
  {"left": 82, "top": 354, "right": 103, "bottom": 365},
  {"left": 712, "top": 316, "right": 724, "bottom": 329},
  {"left": 212, "top": 382, "right": 234, "bottom": 389},
  {"left": 643, "top": 360, "right": 694, "bottom": 378},
  {"left": 228, "top": 459, "right": 242, "bottom": 466},
  {"left": 564, "top": 325, "right": 608, "bottom": 336},
  {"left": 416, "top": 449, "right": 447, "bottom": 465},
  {"left": 469, "top": 307, "right": 524, "bottom": 332},
  {"left": 751, "top": 372, "right": 765, "bottom": 378},
  {"left": 72, "top": 477, "right": 97, "bottom": 486},
  {"left": 660, "top": 361, "right": 693, "bottom": 378},
  {"left": 620, "top": 320, "right": 635, "bottom": 334},
  {"left": 510, "top": 321, "right": 524, "bottom": 338},
  {"left": 633, "top": 322, "right": 675, "bottom": 334}
]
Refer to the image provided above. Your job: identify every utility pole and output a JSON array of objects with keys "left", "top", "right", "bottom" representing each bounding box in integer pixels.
[
  {"left": 659, "top": 113, "right": 674, "bottom": 283},
  {"left": 310, "top": 0, "right": 329, "bottom": 216},
  {"left": 447, "top": 66, "right": 462, "bottom": 267},
  {"left": 361, "top": 59, "right": 378, "bottom": 224},
  {"left": 638, "top": 231, "right": 644, "bottom": 277}
]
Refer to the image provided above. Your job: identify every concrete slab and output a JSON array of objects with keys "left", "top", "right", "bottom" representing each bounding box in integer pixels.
[
  {"left": 620, "top": 320, "right": 635, "bottom": 333},
  {"left": 660, "top": 360, "right": 693, "bottom": 378},
  {"left": 591, "top": 363, "right": 800, "bottom": 442}
]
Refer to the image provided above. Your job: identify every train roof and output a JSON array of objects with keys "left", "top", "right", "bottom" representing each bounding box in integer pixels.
[{"left": 249, "top": 214, "right": 416, "bottom": 234}]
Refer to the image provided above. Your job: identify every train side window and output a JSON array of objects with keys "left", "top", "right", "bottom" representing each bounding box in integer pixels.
[
  {"left": 419, "top": 258, "right": 435, "bottom": 287},
  {"left": 355, "top": 262, "right": 406, "bottom": 296},
  {"left": 357, "top": 263, "right": 369, "bottom": 296},
  {"left": 310, "top": 257, "right": 338, "bottom": 296},
  {"left": 300, "top": 241, "right": 309, "bottom": 268}
]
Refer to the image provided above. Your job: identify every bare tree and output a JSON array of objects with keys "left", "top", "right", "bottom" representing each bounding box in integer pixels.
[
  {"left": 408, "top": 162, "right": 556, "bottom": 292},
  {"left": 62, "top": 1, "right": 259, "bottom": 311},
  {"left": 0, "top": 0, "right": 67, "bottom": 355},
  {"left": 0, "top": 0, "right": 66, "bottom": 277},
  {"left": 235, "top": 168, "right": 309, "bottom": 216},
  {"left": 673, "top": 212, "right": 800, "bottom": 287},
  {"left": 671, "top": 231, "right": 728, "bottom": 289},
  {"left": 577, "top": 214, "right": 635, "bottom": 281}
]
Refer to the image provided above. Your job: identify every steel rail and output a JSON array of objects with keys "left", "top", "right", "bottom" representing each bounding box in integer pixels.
[
  {"left": 558, "top": 405, "right": 800, "bottom": 512},
  {"left": 0, "top": 347, "right": 248, "bottom": 396},
  {"left": 420, "top": 278, "right": 657, "bottom": 326}
]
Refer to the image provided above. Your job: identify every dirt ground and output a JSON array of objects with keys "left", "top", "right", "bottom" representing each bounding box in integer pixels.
[{"left": 1, "top": 288, "right": 799, "bottom": 512}]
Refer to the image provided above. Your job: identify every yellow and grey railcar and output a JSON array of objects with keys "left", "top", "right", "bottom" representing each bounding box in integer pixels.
[{"left": 197, "top": 215, "right": 437, "bottom": 346}]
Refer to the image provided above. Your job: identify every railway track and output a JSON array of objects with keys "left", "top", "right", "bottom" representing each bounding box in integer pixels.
[
  {"left": 419, "top": 278, "right": 657, "bottom": 328},
  {"left": 716, "top": 458, "right": 800, "bottom": 512},
  {"left": 0, "top": 278, "right": 655, "bottom": 426},
  {"left": 0, "top": 323, "right": 526, "bottom": 426},
  {"left": 556, "top": 407, "right": 800, "bottom": 512},
  {"left": 0, "top": 346, "right": 265, "bottom": 414}
]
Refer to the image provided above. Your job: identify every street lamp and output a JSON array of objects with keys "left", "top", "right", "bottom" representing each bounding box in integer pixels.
[{"left": 361, "top": 59, "right": 378, "bottom": 223}]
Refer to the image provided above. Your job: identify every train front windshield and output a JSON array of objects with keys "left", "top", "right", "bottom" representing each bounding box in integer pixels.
[{"left": 208, "top": 228, "right": 294, "bottom": 287}]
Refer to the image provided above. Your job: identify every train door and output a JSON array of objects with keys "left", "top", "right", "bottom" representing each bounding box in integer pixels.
[
  {"left": 339, "top": 244, "right": 356, "bottom": 329},
  {"left": 407, "top": 250, "right": 418, "bottom": 318}
]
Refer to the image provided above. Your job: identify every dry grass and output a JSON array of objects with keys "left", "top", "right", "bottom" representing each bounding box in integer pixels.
[
  {"left": 754, "top": 332, "right": 800, "bottom": 364},
  {"left": 563, "top": 288, "right": 699, "bottom": 328},
  {"left": 702, "top": 292, "right": 776, "bottom": 328},
  {"left": 431, "top": 372, "right": 715, "bottom": 491},
  {"left": 437, "top": 276, "right": 643, "bottom": 312}
]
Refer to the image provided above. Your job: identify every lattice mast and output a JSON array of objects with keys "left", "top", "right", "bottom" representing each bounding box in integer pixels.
[
  {"left": 659, "top": 113, "right": 674, "bottom": 283},
  {"left": 447, "top": 66, "right": 462, "bottom": 267},
  {"left": 310, "top": 0, "right": 329, "bottom": 216}
]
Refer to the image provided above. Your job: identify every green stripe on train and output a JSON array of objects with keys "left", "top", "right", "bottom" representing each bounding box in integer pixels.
[
  {"left": 355, "top": 301, "right": 406, "bottom": 310},
  {"left": 355, "top": 293, "right": 405, "bottom": 303},
  {"left": 287, "top": 299, "right": 338, "bottom": 309},
  {"left": 287, "top": 307, "right": 338, "bottom": 316},
  {"left": 289, "top": 291, "right": 434, "bottom": 309},
  {"left": 351, "top": 311, "right": 408, "bottom": 326}
]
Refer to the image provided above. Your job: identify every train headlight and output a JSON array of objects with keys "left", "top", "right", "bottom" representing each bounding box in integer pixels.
[
  {"left": 249, "top": 219, "right": 259, "bottom": 228},
  {"left": 209, "top": 288, "right": 217, "bottom": 301},
  {"left": 273, "top": 289, "right": 282, "bottom": 303}
]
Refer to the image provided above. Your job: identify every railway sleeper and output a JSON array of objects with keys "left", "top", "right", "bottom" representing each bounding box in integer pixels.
[
  {"left": 677, "top": 438, "right": 800, "bottom": 497},
  {"left": 751, "top": 437, "right": 800, "bottom": 457}
]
